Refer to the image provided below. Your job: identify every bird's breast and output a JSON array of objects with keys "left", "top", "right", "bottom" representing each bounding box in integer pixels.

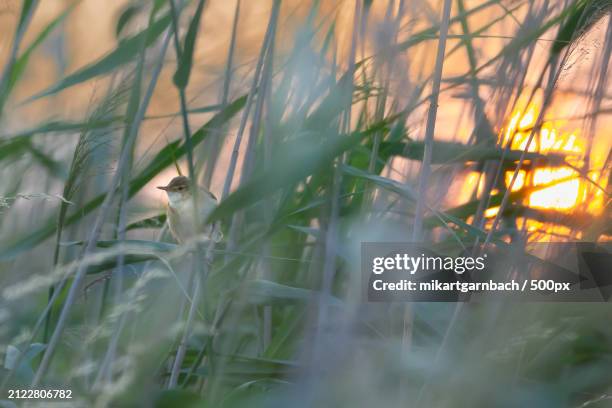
[{"left": 167, "top": 195, "right": 217, "bottom": 243}]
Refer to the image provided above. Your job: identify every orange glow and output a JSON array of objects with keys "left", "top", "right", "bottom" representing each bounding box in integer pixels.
[
  {"left": 505, "top": 170, "right": 526, "bottom": 192},
  {"left": 523, "top": 218, "right": 574, "bottom": 239},
  {"left": 530, "top": 168, "right": 582, "bottom": 209},
  {"left": 484, "top": 206, "right": 500, "bottom": 218},
  {"left": 500, "top": 106, "right": 604, "bottom": 215}
]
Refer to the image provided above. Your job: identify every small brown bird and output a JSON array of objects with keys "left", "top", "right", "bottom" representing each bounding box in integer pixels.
[{"left": 157, "top": 176, "right": 222, "bottom": 244}]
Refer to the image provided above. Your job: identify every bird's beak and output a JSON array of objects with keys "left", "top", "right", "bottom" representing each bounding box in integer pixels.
[{"left": 157, "top": 185, "right": 169, "bottom": 191}]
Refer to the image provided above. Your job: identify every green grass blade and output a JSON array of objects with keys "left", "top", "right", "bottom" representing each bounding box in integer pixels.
[
  {"left": 341, "top": 164, "right": 417, "bottom": 201},
  {"left": 173, "top": 0, "right": 206, "bottom": 88},
  {"left": 551, "top": 0, "right": 612, "bottom": 55},
  {"left": 115, "top": 3, "right": 142, "bottom": 38},
  {"left": 24, "top": 12, "right": 173, "bottom": 101},
  {"left": 6, "top": 3, "right": 76, "bottom": 99},
  {"left": 380, "top": 141, "right": 569, "bottom": 164},
  {"left": 242, "top": 279, "right": 341, "bottom": 306}
]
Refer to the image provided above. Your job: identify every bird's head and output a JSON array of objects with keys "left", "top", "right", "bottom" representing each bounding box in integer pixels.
[{"left": 157, "top": 176, "right": 191, "bottom": 207}]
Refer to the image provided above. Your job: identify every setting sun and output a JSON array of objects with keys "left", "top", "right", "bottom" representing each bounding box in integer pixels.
[{"left": 499, "top": 106, "right": 604, "bottom": 215}]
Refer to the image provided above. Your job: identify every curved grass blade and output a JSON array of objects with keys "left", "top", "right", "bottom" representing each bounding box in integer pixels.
[
  {"left": 126, "top": 214, "right": 166, "bottom": 231},
  {"left": 551, "top": 0, "right": 612, "bottom": 55},
  {"left": 380, "top": 141, "right": 568, "bottom": 165},
  {"left": 1, "top": 103, "right": 223, "bottom": 140},
  {"left": 341, "top": 164, "right": 417, "bottom": 201},
  {"left": 26, "top": 144, "right": 66, "bottom": 179},
  {"left": 173, "top": 0, "right": 207, "bottom": 89},
  {"left": 24, "top": 12, "right": 173, "bottom": 101},
  {"left": 242, "top": 279, "right": 342, "bottom": 306},
  {"left": 0, "top": 0, "right": 40, "bottom": 116},
  {"left": 115, "top": 3, "right": 142, "bottom": 38},
  {"left": 6, "top": 3, "right": 76, "bottom": 98}
]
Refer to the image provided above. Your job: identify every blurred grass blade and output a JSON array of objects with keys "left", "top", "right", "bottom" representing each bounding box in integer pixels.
[
  {"left": 391, "top": 0, "right": 498, "bottom": 55},
  {"left": 551, "top": 0, "right": 612, "bottom": 55},
  {"left": 287, "top": 225, "right": 320, "bottom": 238},
  {"left": 2, "top": 103, "right": 223, "bottom": 139},
  {"left": 94, "top": 239, "right": 178, "bottom": 252},
  {"left": 2, "top": 119, "right": 117, "bottom": 139},
  {"left": 17, "top": 0, "right": 38, "bottom": 29},
  {"left": 0, "top": 136, "right": 30, "bottom": 162},
  {"left": 207, "top": 120, "right": 390, "bottom": 224},
  {"left": 26, "top": 144, "right": 65, "bottom": 178},
  {"left": 380, "top": 141, "right": 568, "bottom": 164},
  {"left": 342, "top": 165, "right": 417, "bottom": 201},
  {"left": 173, "top": 0, "right": 206, "bottom": 88},
  {"left": 469, "top": 5, "right": 577, "bottom": 76},
  {"left": 24, "top": 12, "right": 173, "bottom": 101},
  {"left": 126, "top": 214, "right": 166, "bottom": 231},
  {"left": 432, "top": 211, "right": 506, "bottom": 246},
  {"left": 60, "top": 239, "right": 179, "bottom": 274},
  {"left": 3, "top": 343, "right": 46, "bottom": 384},
  {"left": 242, "top": 280, "right": 341, "bottom": 306},
  {"left": 63, "top": 238, "right": 177, "bottom": 252},
  {"left": 6, "top": 3, "right": 75, "bottom": 99},
  {"left": 0, "top": 0, "right": 40, "bottom": 116},
  {"left": 115, "top": 3, "right": 142, "bottom": 38}
]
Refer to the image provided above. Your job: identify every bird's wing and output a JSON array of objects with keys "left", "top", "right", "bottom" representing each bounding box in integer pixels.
[
  {"left": 197, "top": 187, "right": 219, "bottom": 220},
  {"left": 198, "top": 186, "right": 218, "bottom": 202}
]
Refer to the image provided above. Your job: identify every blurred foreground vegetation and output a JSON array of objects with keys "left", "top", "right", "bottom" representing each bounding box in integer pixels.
[{"left": 0, "top": 0, "right": 611, "bottom": 407}]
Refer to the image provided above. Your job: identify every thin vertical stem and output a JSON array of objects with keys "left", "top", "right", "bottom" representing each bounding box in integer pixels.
[
  {"left": 221, "top": 0, "right": 278, "bottom": 201},
  {"left": 202, "top": 0, "right": 241, "bottom": 188},
  {"left": 223, "top": 0, "right": 280, "bottom": 259},
  {"left": 168, "top": 0, "right": 197, "bottom": 183},
  {"left": 221, "top": 0, "right": 241, "bottom": 107},
  {"left": 411, "top": 0, "right": 453, "bottom": 242},
  {"left": 239, "top": 0, "right": 279, "bottom": 185},
  {"left": 168, "top": 273, "right": 201, "bottom": 387},
  {"left": 315, "top": 0, "right": 361, "bottom": 360},
  {"left": 167, "top": 0, "right": 212, "bottom": 387},
  {"left": 403, "top": 0, "right": 452, "bottom": 384}
]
